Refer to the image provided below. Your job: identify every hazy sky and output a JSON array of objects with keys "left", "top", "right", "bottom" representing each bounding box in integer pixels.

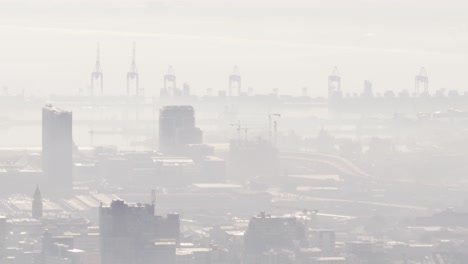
[{"left": 0, "top": 0, "right": 467, "bottom": 97}]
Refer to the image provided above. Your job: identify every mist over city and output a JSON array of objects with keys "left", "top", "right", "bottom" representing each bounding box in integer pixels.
[{"left": 0, "top": 1, "right": 468, "bottom": 264}]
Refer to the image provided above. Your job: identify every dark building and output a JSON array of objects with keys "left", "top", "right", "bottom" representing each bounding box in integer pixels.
[
  {"left": 32, "top": 186, "right": 43, "bottom": 219},
  {"left": 42, "top": 105, "right": 73, "bottom": 195},
  {"left": 159, "top": 105, "right": 202, "bottom": 154},
  {"left": 99, "top": 200, "right": 180, "bottom": 264},
  {"left": 244, "top": 212, "right": 307, "bottom": 264}
]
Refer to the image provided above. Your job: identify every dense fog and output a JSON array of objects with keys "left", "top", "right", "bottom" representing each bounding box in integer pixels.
[{"left": 0, "top": 1, "right": 467, "bottom": 264}]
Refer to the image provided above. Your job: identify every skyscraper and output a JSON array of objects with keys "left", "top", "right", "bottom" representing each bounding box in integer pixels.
[
  {"left": 159, "top": 105, "right": 202, "bottom": 154},
  {"left": 100, "top": 200, "right": 180, "bottom": 264},
  {"left": 42, "top": 105, "right": 73, "bottom": 195},
  {"left": 32, "top": 186, "right": 43, "bottom": 219}
]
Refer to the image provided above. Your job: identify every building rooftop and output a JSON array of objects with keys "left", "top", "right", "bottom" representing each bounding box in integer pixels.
[
  {"left": 288, "top": 174, "right": 342, "bottom": 181},
  {"left": 192, "top": 183, "right": 243, "bottom": 189},
  {"left": 43, "top": 104, "right": 71, "bottom": 115}
]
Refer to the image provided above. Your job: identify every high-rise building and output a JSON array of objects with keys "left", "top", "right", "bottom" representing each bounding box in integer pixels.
[
  {"left": 42, "top": 105, "right": 73, "bottom": 194},
  {"left": 0, "top": 216, "right": 6, "bottom": 259},
  {"left": 244, "top": 212, "right": 307, "bottom": 264},
  {"left": 159, "top": 105, "right": 202, "bottom": 154},
  {"left": 32, "top": 186, "right": 43, "bottom": 219},
  {"left": 100, "top": 200, "right": 180, "bottom": 264}
]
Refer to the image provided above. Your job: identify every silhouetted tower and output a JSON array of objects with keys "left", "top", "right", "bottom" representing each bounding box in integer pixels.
[
  {"left": 163, "top": 66, "right": 177, "bottom": 96},
  {"left": 127, "top": 42, "right": 140, "bottom": 96},
  {"left": 32, "top": 186, "right": 43, "bottom": 219},
  {"left": 229, "top": 66, "right": 242, "bottom": 96},
  {"left": 328, "top": 67, "right": 342, "bottom": 98},
  {"left": 91, "top": 43, "right": 103, "bottom": 96},
  {"left": 415, "top": 67, "right": 429, "bottom": 96}
]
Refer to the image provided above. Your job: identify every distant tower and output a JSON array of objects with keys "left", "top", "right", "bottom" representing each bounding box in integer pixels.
[
  {"left": 328, "top": 67, "right": 342, "bottom": 99},
  {"left": 229, "top": 66, "right": 242, "bottom": 96},
  {"left": 32, "top": 186, "right": 43, "bottom": 219},
  {"left": 42, "top": 105, "right": 73, "bottom": 195},
  {"left": 162, "top": 66, "right": 177, "bottom": 97},
  {"left": 415, "top": 67, "right": 429, "bottom": 96},
  {"left": 91, "top": 43, "right": 104, "bottom": 96},
  {"left": 127, "top": 42, "right": 140, "bottom": 96}
]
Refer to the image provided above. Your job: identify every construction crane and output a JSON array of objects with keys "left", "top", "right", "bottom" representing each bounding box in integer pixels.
[
  {"left": 415, "top": 67, "right": 429, "bottom": 96},
  {"left": 90, "top": 43, "right": 103, "bottom": 96},
  {"left": 230, "top": 121, "right": 260, "bottom": 143},
  {"left": 230, "top": 121, "right": 242, "bottom": 142},
  {"left": 328, "top": 66, "right": 341, "bottom": 99},
  {"left": 127, "top": 42, "right": 140, "bottom": 96},
  {"left": 163, "top": 66, "right": 177, "bottom": 96},
  {"left": 228, "top": 66, "right": 241, "bottom": 97}
]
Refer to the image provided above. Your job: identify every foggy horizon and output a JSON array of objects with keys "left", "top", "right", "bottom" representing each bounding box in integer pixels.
[
  {"left": 0, "top": 0, "right": 467, "bottom": 97},
  {"left": 2, "top": 1, "right": 468, "bottom": 264}
]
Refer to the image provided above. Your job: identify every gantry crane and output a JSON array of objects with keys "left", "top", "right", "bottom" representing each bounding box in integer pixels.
[
  {"left": 127, "top": 42, "right": 140, "bottom": 96},
  {"left": 415, "top": 67, "right": 429, "bottom": 96},
  {"left": 229, "top": 66, "right": 242, "bottom": 97},
  {"left": 91, "top": 43, "right": 103, "bottom": 96}
]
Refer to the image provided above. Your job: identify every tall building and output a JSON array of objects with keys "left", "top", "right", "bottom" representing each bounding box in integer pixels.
[
  {"left": 42, "top": 105, "right": 73, "bottom": 195},
  {"left": 244, "top": 212, "right": 307, "bottom": 264},
  {"left": 159, "top": 105, "right": 202, "bottom": 154},
  {"left": 32, "top": 186, "right": 43, "bottom": 219},
  {"left": 100, "top": 200, "right": 180, "bottom": 264},
  {"left": 0, "top": 216, "right": 6, "bottom": 259}
]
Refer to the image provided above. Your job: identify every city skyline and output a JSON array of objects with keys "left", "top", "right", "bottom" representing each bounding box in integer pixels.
[{"left": 0, "top": 1, "right": 467, "bottom": 97}]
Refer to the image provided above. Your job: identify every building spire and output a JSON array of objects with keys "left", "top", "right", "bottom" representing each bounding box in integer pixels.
[{"left": 32, "top": 185, "right": 43, "bottom": 219}]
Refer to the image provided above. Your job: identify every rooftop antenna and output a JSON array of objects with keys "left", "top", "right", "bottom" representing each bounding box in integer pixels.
[
  {"left": 127, "top": 42, "right": 140, "bottom": 96},
  {"left": 91, "top": 43, "right": 103, "bottom": 96}
]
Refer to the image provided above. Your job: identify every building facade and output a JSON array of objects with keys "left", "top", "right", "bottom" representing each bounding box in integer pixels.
[
  {"left": 42, "top": 105, "right": 73, "bottom": 195},
  {"left": 99, "top": 200, "right": 180, "bottom": 264},
  {"left": 159, "top": 106, "right": 202, "bottom": 154}
]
